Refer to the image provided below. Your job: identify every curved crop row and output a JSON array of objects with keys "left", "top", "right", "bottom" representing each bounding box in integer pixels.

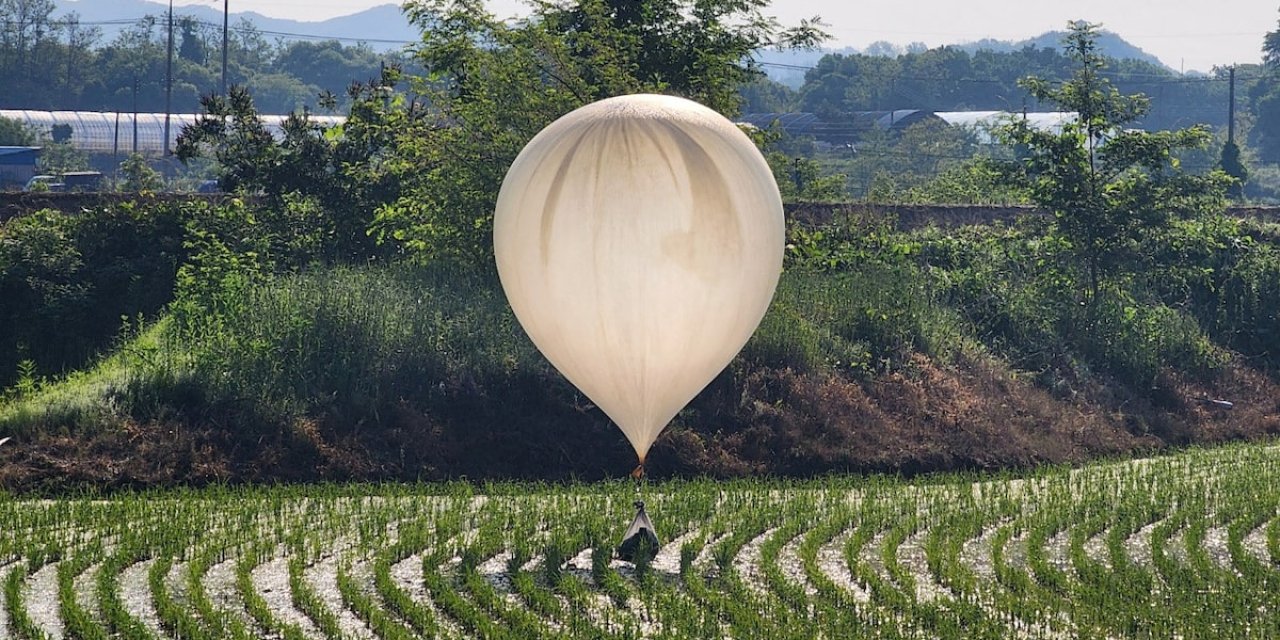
[{"left": 0, "top": 444, "right": 1276, "bottom": 638}]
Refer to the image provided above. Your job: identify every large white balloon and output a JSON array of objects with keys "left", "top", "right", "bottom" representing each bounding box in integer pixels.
[{"left": 494, "top": 94, "right": 784, "bottom": 464}]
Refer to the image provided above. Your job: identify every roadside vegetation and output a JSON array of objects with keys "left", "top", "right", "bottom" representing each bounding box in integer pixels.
[
  {"left": 1, "top": 8, "right": 1278, "bottom": 490},
  {"left": 3, "top": 201, "right": 1278, "bottom": 488}
]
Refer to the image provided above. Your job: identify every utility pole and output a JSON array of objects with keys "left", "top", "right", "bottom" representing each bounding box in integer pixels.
[
  {"left": 1227, "top": 65, "right": 1236, "bottom": 145},
  {"left": 132, "top": 77, "right": 139, "bottom": 154},
  {"left": 113, "top": 112, "right": 121, "bottom": 185},
  {"left": 164, "top": 0, "right": 174, "bottom": 155},
  {"left": 221, "top": 0, "right": 229, "bottom": 95}
]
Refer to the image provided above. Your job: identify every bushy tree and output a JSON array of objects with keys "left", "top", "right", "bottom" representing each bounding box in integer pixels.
[
  {"left": 1251, "top": 11, "right": 1280, "bottom": 165},
  {"left": 0, "top": 115, "right": 35, "bottom": 145},
  {"left": 1219, "top": 140, "right": 1248, "bottom": 199},
  {"left": 368, "top": 0, "right": 825, "bottom": 264},
  {"left": 1265, "top": 8, "right": 1280, "bottom": 68},
  {"left": 987, "top": 21, "right": 1230, "bottom": 303},
  {"left": 118, "top": 152, "right": 163, "bottom": 192},
  {"left": 740, "top": 76, "right": 798, "bottom": 114},
  {"left": 176, "top": 76, "right": 406, "bottom": 263},
  {"left": 795, "top": 40, "right": 1226, "bottom": 131},
  {"left": 1255, "top": 87, "right": 1280, "bottom": 164},
  {"left": 36, "top": 142, "right": 89, "bottom": 175},
  {"left": 272, "top": 40, "right": 388, "bottom": 91}
]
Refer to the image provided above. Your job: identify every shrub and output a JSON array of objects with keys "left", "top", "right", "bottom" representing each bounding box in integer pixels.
[
  {"left": 163, "top": 264, "right": 540, "bottom": 428},
  {"left": 1213, "top": 245, "right": 1280, "bottom": 366},
  {"left": 1079, "top": 292, "right": 1225, "bottom": 387},
  {"left": 920, "top": 219, "right": 1226, "bottom": 392},
  {"left": 118, "top": 153, "right": 164, "bottom": 192},
  {"left": 746, "top": 265, "right": 970, "bottom": 375},
  {"left": 0, "top": 204, "right": 185, "bottom": 388}
]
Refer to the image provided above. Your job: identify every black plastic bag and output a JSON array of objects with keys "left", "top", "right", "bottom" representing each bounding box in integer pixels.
[{"left": 616, "top": 500, "right": 661, "bottom": 562}]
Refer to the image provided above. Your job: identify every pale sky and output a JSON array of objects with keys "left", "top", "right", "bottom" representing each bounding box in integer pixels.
[{"left": 172, "top": 0, "right": 1275, "bottom": 73}]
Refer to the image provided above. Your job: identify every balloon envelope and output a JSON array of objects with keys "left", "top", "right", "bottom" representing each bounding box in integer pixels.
[{"left": 494, "top": 94, "right": 784, "bottom": 463}]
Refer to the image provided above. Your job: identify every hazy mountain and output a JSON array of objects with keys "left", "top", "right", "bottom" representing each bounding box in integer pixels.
[
  {"left": 51, "top": 3, "right": 1171, "bottom": 82},
  {"left": 958, "top": 30, "right": 1169, "bottom": 70},
  {"left": 759, "top": 30, "right": 1170, "bottom": 88},
  {"left": 755, "top": 46, "right": 858, "bottom": 89},
  {"left": 53, "top": 0, "right": 420, "bottom": 51}
]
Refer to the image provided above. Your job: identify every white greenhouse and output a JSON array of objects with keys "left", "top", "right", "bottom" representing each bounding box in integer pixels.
[
  {"left": 0, "top": 110, "right": 346, "bottom": 156},
  {"left": 934, "top": 111, "right": 1077, "bottom": 143}
]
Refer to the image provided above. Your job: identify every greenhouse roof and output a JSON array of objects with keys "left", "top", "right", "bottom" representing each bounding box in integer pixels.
[
  {"left": 934, "top": 111, "right": 1077, "bottom": 142},
  {"left": 0, "top": 110, "right": 346, "bottom": 155},
  {"left": 738, "top": 110, "right": 1078, "bottom": 145},
  {"left": 738, "top": 110, "right": 942, "bottom": 143}
]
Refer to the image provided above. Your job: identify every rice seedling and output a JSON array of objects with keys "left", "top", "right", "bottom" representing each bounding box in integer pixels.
[{"left": 0, "top": 441, "right": 1277, "bottom": 638}]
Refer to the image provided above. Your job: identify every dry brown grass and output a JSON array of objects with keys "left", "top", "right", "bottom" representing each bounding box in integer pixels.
[{"left": 2, "top": 353, "right": 1278, "bottom": 492}]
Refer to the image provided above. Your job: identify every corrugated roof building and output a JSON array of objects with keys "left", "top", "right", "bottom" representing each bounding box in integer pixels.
[{"left": 0, "top": 146, "right": 41, "bottom": 188}]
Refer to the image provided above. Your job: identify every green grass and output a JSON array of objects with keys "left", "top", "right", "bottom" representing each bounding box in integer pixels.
[
  {"left": 1, "top": 264, "right": 540, "bottom": 438},
  {"left": 4, "top": 216, "right": 1280, "bottom": 484},
  {"left": 0, "top": 441, "right": 1277, "bottom": 638},
  {"left": 0, "top": 259, "right": 987, "bottom": 439},
  {"left": 0, "top": 319, "right": 195, "bottom": 439}
]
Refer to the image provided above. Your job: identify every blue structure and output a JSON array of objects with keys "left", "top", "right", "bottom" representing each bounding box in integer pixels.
[{"left": 0, "top": 146, "right": 41, "bottom": 190}]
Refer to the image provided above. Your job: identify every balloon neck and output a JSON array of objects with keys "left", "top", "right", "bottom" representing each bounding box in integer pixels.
[{"left": 631, "top": 463, "right": 645, "bottom": 480}]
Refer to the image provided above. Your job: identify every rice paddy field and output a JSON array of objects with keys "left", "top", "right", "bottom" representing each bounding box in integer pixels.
[{"left": 2, "top": 441, "right": 1278, "bottom": 639}]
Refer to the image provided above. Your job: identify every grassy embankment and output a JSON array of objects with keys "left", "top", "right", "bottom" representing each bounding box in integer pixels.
[{"left": 2, "top": 204, "right": 1279, "bottom": 489}]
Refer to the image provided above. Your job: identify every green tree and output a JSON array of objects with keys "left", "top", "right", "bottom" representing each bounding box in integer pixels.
[
  {"left": 1219, "top": 140, "right": 1248, "bottom": 199},
  {"left": 176, "top": 77, "right": 403, "bottom": 263},
  {"left": 50, "top": 124, "right": 71, "bottom": 143},
  {"left": 1255, "top": 86, "right": 1280, "bottom": 163},
  {"left": 272, "top": 40, "right": 387, "bottom": 91},
  {"left": 118, "top": 152, "right": 162, "bottom": 191},
  {"left": 240, "top": 72, "right": 316, "bottom": 113},
  {"left": 793, "top": 42, "right": 1224, "bottom": 131},
  {"left": 0, "top": 115, "right": 35, "bottom": 145},
  {"left": 740, "top": 76, "right": 797, "bottom": 113},
  {"left": 36, "top": 142, "right": 89, "bottom": 175},
  {"left": 369, "top": 0, "right": 825, "bottom": 264},
  {"left": 0, "top": 0, "right": 58, "bottom": 86},
  {"left": 1255, "top": 12, "right": 1280, "bottom": 164},
  {"left": 177, "top": 16, "right": 205, "bottom": 63},
  {"left": 1265, "top": 8, "right": 1280, "bottom": 68},
  {"left": 987, "top": 21, "right": 1230, "bottom": 303}
]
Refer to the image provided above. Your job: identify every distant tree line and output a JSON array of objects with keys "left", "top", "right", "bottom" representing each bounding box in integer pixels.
[
  {"left": 1251, "top": 9, "right": 1280, "bottom": 165},
  {"left": 746, "top": 43, "right": 1241, "bottom": 134},
  {"left": 0, "top": 0, "right": 409, "bottom": 115},
  {"left": 741, "top": 13, "right": 1280, "bottom": 201}
]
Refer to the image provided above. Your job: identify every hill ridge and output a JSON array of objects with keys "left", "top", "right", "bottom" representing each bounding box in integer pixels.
[{"left": 53, "top": 0, "right": 420, "bottom": 51}]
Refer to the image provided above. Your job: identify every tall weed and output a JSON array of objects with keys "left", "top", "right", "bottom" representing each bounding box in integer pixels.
[
  {"left": 747, "top": 264, "right": 972, "bottom": 375},
  {"left": 163, "top": 264, "right": 537, "bottom": 429}
]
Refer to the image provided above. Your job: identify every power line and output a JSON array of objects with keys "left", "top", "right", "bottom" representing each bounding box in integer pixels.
[
  {"left": 181, "top": 18, "right": 416, "bottom": 45},
  {"left": 1, "top": 16, "right": 417, "bottom": 46},
  {"left": 250, "top": 28, "right": 413, "bottom": 46},
  {"left": 756, "top": 61, "right": 1264, "bottom": 84},
  {"left": 4, "top": 15, "right": 1268, "bottom": 82},
  {"left": 0, "top": 18, "right": 145, "bottom": 26}
]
